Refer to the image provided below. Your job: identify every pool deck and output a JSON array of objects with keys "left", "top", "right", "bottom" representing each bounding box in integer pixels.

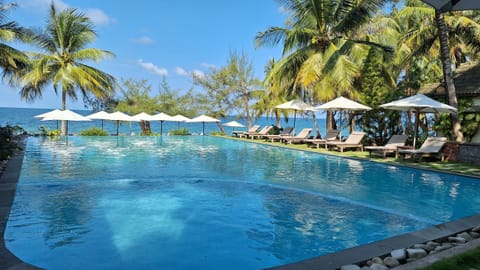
[
  {"left": 1, "top": 136, "right": 479, "bottom": 270},
  {"left": 0, "top": 136, "right": 41, "bottom": 270}
]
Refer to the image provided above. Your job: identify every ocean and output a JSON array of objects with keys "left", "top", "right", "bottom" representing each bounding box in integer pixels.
[{"left": 0, "top": 107, "right": 328, "bottom": 136}]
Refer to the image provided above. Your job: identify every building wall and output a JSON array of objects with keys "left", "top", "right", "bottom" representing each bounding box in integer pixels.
[
  {"left": 471, "top": 97, "right": 480, "bottom": 144},
  {"left": 458, "top": 143, "right": 480, "bottom": 166}
]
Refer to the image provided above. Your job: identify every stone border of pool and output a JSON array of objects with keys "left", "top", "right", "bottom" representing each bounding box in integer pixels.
[
  {"left": 0, "top": 136, "right": 41, "bottom": 270},
  {"left": 0, "top": 135, "right": 478, "bottom": 270},
  {"left": 266, "top": 214, "right": 480, "bottom": 270}
]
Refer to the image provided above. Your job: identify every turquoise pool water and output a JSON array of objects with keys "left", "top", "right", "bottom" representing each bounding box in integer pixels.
[{"left": 5, "top": 136, "right": 480, "bottom": 269}]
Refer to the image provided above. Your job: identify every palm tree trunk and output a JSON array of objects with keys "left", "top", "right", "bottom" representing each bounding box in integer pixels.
[
  {"left": 61, "top": 90, "right": 67, "bottom": 136},
  {"left": 312, "top": 113, "right": 320, "bottom": 138},
  {"left": 435, "top": 10, "right": 464, "bottom": 142}
]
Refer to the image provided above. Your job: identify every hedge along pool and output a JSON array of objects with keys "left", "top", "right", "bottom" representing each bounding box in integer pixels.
[{"left": 5, "top": 136, "right": 480, "bottom": 270}]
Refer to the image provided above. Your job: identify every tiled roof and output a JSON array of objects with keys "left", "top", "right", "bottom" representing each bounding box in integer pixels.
[{"left": 418, "top": 62, "right": 480, "bottom": 97}]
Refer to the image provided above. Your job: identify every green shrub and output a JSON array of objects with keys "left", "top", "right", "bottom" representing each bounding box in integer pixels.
[
  {"left": 38, "top": 125, "right": 60, "bottom": 136},
  {"left": 170, "top": 128, "right": 190, "bottom": 135},
  {"left": 79, "top": 127, "right": 108, "bottom": 136},
  {"left": 0, "top": 125, "right": 22, "bottom": 161},
  {"left": 211, "top": 131, "right": 226, "bottom": 136}
]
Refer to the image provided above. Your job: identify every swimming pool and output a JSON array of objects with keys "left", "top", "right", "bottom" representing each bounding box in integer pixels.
[{"left": 5, "top": 136, "right": 480, "bottom": 269}]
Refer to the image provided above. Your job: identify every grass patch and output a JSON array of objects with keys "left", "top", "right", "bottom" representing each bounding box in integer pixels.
[{"left": 419, "top": 247, "right": 480, "bottom": 270}]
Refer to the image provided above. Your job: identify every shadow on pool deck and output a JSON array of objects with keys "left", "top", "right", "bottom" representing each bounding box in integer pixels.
[{"left": 0, "top": 136, "right": 479, "bottom": 270}]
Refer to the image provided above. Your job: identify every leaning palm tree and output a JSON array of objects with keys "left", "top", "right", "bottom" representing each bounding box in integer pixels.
[
  {"left": 20, "top": 4, "right": 116, "bottom": 135},
  {"left": 0, "top": 2, "right": 31, "bottom": 84},
  {"left": 256, "top": 0, "right": 391, "bottom": 130}
]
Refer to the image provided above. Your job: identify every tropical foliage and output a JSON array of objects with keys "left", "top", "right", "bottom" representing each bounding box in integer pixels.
[
  {"left": 0, "top": 1, "right": 31, "bottom": 84},
  {"left": 19, "top": 4, "right": 116, "bottom": 136},
  {"left": 1, "top": 0, "right": 480, "bottom": 144},
  {"left": 256, "top": 0, "right": 393, "bottom": 130},
  {"left": 193, "top": 51, "right": 263, "bottom": 128},
  {"left": 0, "top": 125, "right": 23, "bottom": 160}
]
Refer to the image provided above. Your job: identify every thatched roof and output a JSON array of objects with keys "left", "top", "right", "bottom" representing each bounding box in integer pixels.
[{"left": 418, "top": 62, "right": 480, "bottom": 98}]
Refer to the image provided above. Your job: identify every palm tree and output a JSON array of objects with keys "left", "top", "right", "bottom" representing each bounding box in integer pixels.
[
  {"left": 256, "top": 0, "right": 390, "bottom": 130},
  {"left": 20, "top": 4, "right": 116, "bottom": 135},
  {"left": 0, "top": 2, "right": 31, "bottom": 83},
  {"left": 397, "top": 0, "right": 480, "bottom": 141}
]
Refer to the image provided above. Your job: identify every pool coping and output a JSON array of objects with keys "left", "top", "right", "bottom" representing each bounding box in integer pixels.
[
  {"left": 0, "top": 136, "right": 41, "bottom": 270},
  {"left": 0, "top": 135, "right": 479, "bottom": 270}
]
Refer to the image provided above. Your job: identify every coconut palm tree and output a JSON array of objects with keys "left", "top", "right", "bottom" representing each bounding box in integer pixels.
[
  {"left": 397, "top": 0, "right": 480, "bottom": 141},
  {"left": 20, "top": 4, "right": 116, "bottom": 135},
  {"left": 256, "top": 0, "right": 391, "bottom": 130},
  {"left": 0, "top": 2, "right": 31, "bottom": 83}
]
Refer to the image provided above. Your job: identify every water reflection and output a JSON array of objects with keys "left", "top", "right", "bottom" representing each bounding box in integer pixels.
[{"left": 6, "top": 136, "right": 480, "bottom": 269}]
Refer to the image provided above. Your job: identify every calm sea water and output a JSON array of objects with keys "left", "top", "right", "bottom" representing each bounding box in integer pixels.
[
  {"left": 0, "top": 107, "right": 327, "bottom": 136},
  {"left": 5, "top": 136, "right": 480, "bottom": 270}
]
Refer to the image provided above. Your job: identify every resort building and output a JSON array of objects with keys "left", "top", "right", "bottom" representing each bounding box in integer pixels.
[{"left": 419, "top": 62, "right": 480, "bottom": 143}]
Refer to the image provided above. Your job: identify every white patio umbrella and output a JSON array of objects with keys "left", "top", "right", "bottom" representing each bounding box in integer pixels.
[
  {"left": 380, "top": 94, "right": 457, "bottom": 148},
  {"left": 223, "top": 120, "right": 245, "bottom": 133},
  {"left": 151, "top": 112, "right": 173, "bottom": 135},
  {"left": 422, "top": 0, "right": 480, "bottom": 12},
  {"left": 313, "top": 96, "right": 372, "bottom": 137},
  {"left": 86, "top": 111, "right": 111, "bottom": 129},
  {"left": 314, "top": 96, "right": 372, "bottom": 111},
  {"left": 170, "top": 114, "right": 191, "bottom": 129},
  {"left": 187, "top": 115, "right": 220, "bottom": 135},
  {"left": 274, "top": 99, "right": 314, "bottom": 128},
  {"left": 105, "top": 111, "right": 136, "bottom": 136},
  {"left": 34, "top": 109, "right": 62, "bottom": 118},
  {"left": 34, "top": 109, "right": 62, "bottom": 129},
  {"left": 41, "top": 109, "right": 91, "bottom": 136},
  {"left": 131, "top": 112, "right": 156, "bottom": 121}
]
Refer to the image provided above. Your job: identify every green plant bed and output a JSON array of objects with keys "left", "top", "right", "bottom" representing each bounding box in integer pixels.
[
  {"left": 38, "top": 125, "right": 60, "bottom": 136},
  {"left": 170, "top": 128, "right": 190, "bottom": 135},
  {"left": 419, "top": 247, "right": 480, "bottom": 270},
  {"left": 0, "top": 125, "right": 24, "bottom": 161},
  {"left": 79, "top": 127, "right": 108, "bottom": 136}
]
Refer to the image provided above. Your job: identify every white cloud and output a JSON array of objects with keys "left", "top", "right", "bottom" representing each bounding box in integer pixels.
[
  {"left": 137, "top": 59, "right": 168, "bottom": 77},
  {"left": 19, "top": 1, "right": 114, "bottom": 26},
  {"left": 134, "top": 36, "right": 155, "bottom": 45},
  {"left": 85, "top": 8, "right": 115, "bottom": 26},
  {"left": 175, "top": 67, "right": 189, "bottom": 76},
  {"left": 201, "top": 62, "right": 216, "bottom": 69},
  {"left": 192, "top": 70, "right": 205, "bottom": 78}
]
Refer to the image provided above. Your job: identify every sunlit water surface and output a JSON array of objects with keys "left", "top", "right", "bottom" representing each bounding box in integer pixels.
[{"left": 5, "top": 136, "right": 480, "bottom": 269}]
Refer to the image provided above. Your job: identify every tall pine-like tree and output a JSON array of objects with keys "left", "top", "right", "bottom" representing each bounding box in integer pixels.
[{"left": 359, "top": 48, "right": 402, "bottom": 145}]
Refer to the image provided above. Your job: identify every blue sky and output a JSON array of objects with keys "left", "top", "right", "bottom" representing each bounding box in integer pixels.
[{"left": 0, "top": 0, "right": 285, "bottom": 109}]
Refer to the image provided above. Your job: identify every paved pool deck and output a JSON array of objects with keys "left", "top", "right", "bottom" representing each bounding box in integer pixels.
[
  {"left": 1, "top": 136, "right": 479, "bottom": 270},
  {"left": 0, "top": 136, "right": 40, "bottom": 270}
]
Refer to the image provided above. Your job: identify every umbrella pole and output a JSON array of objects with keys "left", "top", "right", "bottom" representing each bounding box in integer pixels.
[
  {"left": 116, "top": 120, "right": 120, "bottom": 136},
  {"left": 202, "top": 122, "right": 205, "bottom": 135},
  {"left": 101, "top": 120, "right": 104, "bottom": 130},
  {"left": 413, "top": 109, "right": 420, "bottom": 149},
  {"left": 160, "top": 121, "right": 163, "bottom": 135},
  {"left": 293, "top": 110, "right": 297, "bottom": 129}
]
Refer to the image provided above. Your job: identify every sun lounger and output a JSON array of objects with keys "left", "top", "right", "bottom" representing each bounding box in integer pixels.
[
  {"left": 365, "top": 134, "right": 408, "bottom": 157},
  {"left": 282, "top": 128, "right": 312, "bottom": 144},
  {"left": 304, "top": 130, "right": 340, "bottom": 149},
  {"left": 246, "top": 126, "right": 274, "bottom": 139},
  {"left": 326, "top": 131, "right": 366, "bottom": 152},
  {"left": 263, "top": 127, "right": 294, "bottom": 142},
  {"left": 398, "top": 137, "right": 448, "bottom": 161},
  {"left": 233, "top": 125, "right": 260, "bottom": 137}
]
